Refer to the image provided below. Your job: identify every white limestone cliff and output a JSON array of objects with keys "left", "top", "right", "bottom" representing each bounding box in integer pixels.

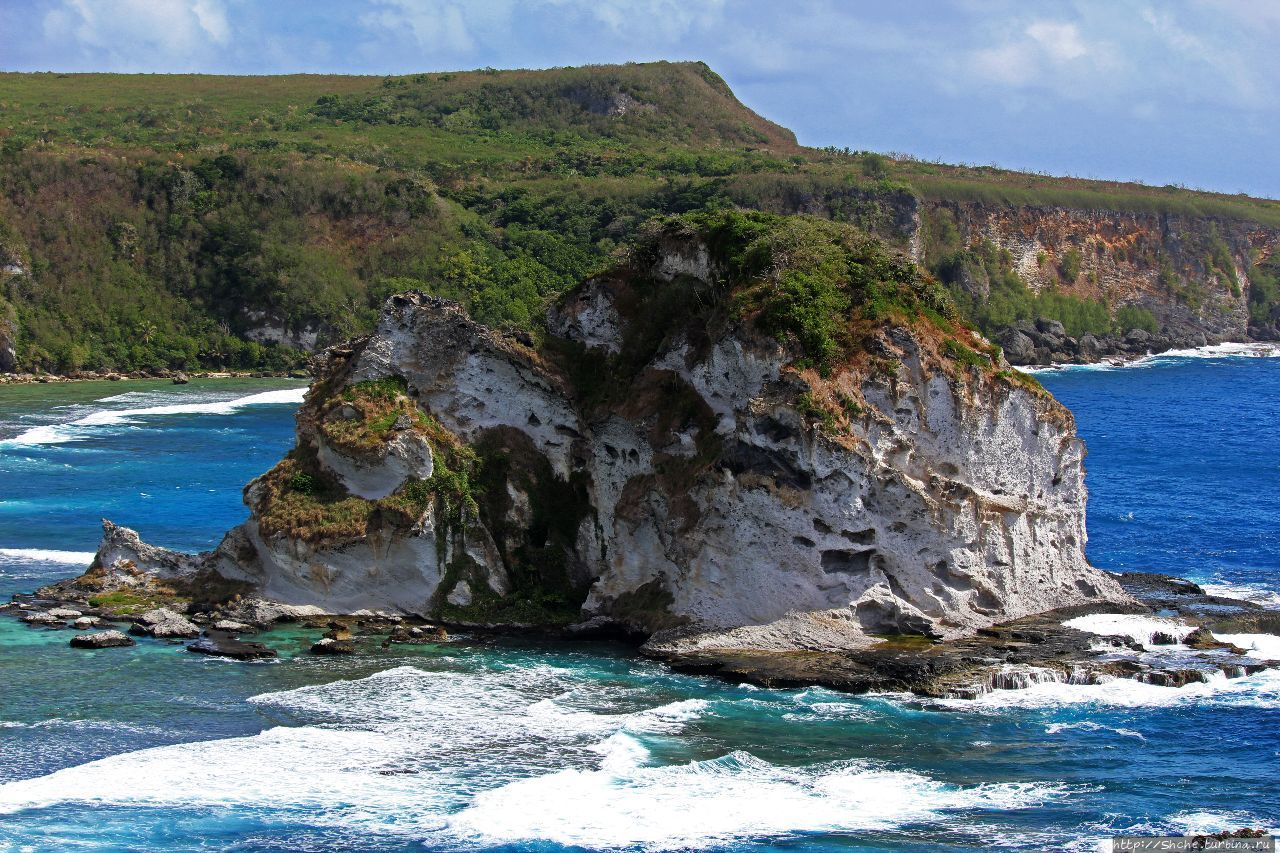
[{"left": 90, "top": 231, "right": 1129, "bottom": 651}]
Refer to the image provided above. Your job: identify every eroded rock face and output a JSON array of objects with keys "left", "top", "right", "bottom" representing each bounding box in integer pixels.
[
  {"left": 0, "top": 322, "right": 16, "bottom": 373},
  {"left": 82, "top": 232, "right": 1128, "bottom": 651}
]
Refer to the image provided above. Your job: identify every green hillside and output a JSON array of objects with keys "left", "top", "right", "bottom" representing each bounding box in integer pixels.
[{"left": 0, "top": 61, "right": 1277, "bottom": 374}]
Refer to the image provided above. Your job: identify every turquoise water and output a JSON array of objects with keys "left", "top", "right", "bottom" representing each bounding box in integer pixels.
[{"left": 0, "top": 359, "right": 1277, "bottom": 852}]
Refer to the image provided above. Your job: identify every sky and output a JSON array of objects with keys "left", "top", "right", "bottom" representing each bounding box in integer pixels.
[{"left": 1, "top": 0, "right": 1277, "bottom": 198}]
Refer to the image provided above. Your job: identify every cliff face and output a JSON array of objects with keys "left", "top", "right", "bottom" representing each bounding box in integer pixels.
[
  {"left": 747, "top": 183, "right": 1280, "bottom": 363},
  {"left": 917, "top": 202, "right": 1280, "bottom": 361},
  {"left": 189, "top": 215, "right": 1125, "bottom": 651},
  {"left": 938, "top": 203, "right": 1269, "bottom": 329}
]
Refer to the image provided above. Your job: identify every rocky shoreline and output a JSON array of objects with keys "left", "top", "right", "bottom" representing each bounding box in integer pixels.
[
  {"left": 0, "top": 368, "right": 309, "bottom": 386},
  {"left": 650, "top": 573, "right": 1280, "bottom": 697},
  {"left": 997, "top": 318, "right": 1277, "bottom": 367},
  {"left": 6, "top": 544, "right": 1276, "bottom": 700}
]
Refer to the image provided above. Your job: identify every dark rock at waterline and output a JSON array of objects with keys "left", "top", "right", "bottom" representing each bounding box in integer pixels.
[
  {"left": 1138, "top": 668, "right": 1208, "bottom": 688},
  {"left": 1149, "top": 631, "right": 1179, "bottom": 645},
  {"left": 651, "top": 571, "right": 1280, "bottom": 698},
  {"left": 171, "top": 372, "right": 190, "bottom": 385},
  {"left": 1181, "top": 626, "right": 1245, "bottom": 654},
  {"left": 1035, "top": 317, "right": 1066, "bottom": 338},
  {"left": 322, "top": 624, "right": 353, "bottom": 642},
  {"left": 187, "top": 630, "right": 277, "bottom": 661},
  {"left": 381, "top": 624, "right": 449, "bottom": 647},
  {"left": 70, "top": 630, "right": 135, "bottom": 649},
  {"left": 310, "top": 637, "right": 356, "bottom": 655},
  {"left": 998, "top": 329, "right": 1037, "bottom": 364}
]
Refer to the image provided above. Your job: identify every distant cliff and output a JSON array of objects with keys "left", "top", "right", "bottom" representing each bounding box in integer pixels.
[
  {"left": 739, "top": 180, "right": 1280, "bottom": 363},
  {"left": 92, "top": 212, "right": 1127, "bottom": 652},
  {"left": 918, "top": 201, "right": 1280, "bottom": 363}
]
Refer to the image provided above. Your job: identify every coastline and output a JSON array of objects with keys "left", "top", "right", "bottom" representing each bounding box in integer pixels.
[
  {"left": 1017, "top": 339, "right": 1280, "bottom": 374},
  {"left": 0, "top": 368, "right": 310, "bottom": 386}
]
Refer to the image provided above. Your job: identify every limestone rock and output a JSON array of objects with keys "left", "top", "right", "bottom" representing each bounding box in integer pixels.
[
  {"left": 129, "top": 607, "right": 200, "bottom": 639},
  {"left": 70, "top": 630, "right": 135, "bottom": 649},
  {"left": 92, "top": 520, "right": 203, "bottom": 579},
  {"left": 94, "top": 226, "right": 1130, "bottom": 658}
]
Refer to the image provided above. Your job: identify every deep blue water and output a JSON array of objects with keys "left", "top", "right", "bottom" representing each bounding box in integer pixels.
[{"left": 0, "top": 356, "right": 1277, "bottom": 852}]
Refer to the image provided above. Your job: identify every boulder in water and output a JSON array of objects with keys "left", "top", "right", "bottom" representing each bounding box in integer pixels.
[
  {"left": 70, "top": 630, "right": 135, "bottom": 649},
  {"left": 310, "top": 636, "right": 356, "bottom": 655},
  {"left": 186, "top": 630, "right": 277, "bottom": 661}
]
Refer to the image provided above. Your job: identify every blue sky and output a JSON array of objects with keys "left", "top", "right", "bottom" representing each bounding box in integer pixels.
[{"left": 2, "top": 0, "right": 1278, "bottom": 198}]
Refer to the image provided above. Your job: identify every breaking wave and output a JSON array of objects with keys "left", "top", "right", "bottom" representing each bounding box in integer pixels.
[
  {"left": 0, "top": 664, "right": 1083, "bottom": 849},
  {"left": 0, "top": 548, "right": 96, "bottom": 566},
  {"left": 4, "top": 387, "right": 306, "bottom": 446}
]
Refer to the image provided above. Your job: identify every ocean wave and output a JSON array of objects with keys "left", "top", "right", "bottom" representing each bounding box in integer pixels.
[
  {"left": 447, "top": 752, "right": 1083, "bottom": 850},
  {"left": 0, "top": 547, "right": 96, "bottom": 566},
  {"left": 3, "top": 387, "right": 307, "bottom": 447},
  {"left": 0, "top": 718, "right": 171, "bottom": 736},
  {"left": 1165, "top": 809, "right": 1273, "bottom": 835},
  {"left": 1019, "top": 341, "right": 1280, "bottom": 375},
  {"left": 926, "top": 667, "right": 1280, "bottom": 711},
  {"left": 0, "top": 664, "right": 1082, "bottom": 848},
  {"left": 1044, "top": 721, "right": 1146, "bottom": 741},
  {"left": 1200, "top": 580, "right": 1280, "bottom": 610},
  {"left": 1214, "top": 633, "right": 1280, "bottom": 661}
]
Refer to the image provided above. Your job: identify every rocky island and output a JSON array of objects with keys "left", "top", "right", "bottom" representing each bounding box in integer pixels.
[{"left": 10, "top": 211, "right": 1277, "bottom": 696}]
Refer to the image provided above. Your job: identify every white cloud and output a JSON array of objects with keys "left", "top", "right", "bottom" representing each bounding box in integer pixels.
[
  {"left": 193, "top": 0, "right": 230, "bottom": 45},
  {"left": 544, "top": 0, "right": 726, "bottom": 41},
  {"left": 358, "top": 0, "right": 511, "bottom": 56},
  {"left": 1140, "top": 5, "right": 1260, "bottom": 105},
  {"left": 41, "top": 0, "right": 233, "bottom": 68},
  {"left": 1026, "top": 20, "right": 1087, "bottom": 61},
  {"left": 970, "top": 18, "right": 1095, "bottom": 86}
]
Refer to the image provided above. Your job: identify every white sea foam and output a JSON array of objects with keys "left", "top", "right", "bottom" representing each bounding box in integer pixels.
[
  {"left": 1166, "top": 810, "right": 1273, "bottom": 835},
  {"left": 0, "top": 718, "right": 171, "bottom": 736},
  {"left": 1200, "top": 580, "right": 1280, "bottom": 610},
  {"left": 1215, "top": 633, "right": 1280, "bottom": 661},
  {"left": 0, "top": 548, "right": 96, "bottom": 566},
  {"left": 927, "top": 667, "right": 1280, "bottom": 711},
  {"left": 1044, "top": 721, "right": 1146, "bottom": 741},
  {"left": 1020, "top": 341, "right": 1280, "bottom": 375},
  {"left": 0, "top": 664, "right": 1081, "bottom": 848},
  {"left": 4, "top": 387, "right": 307, "bottom": 446},
  {"left": 446, "top": 751, "right": 1080, "bottom": 850},
  {"left": 1063, "top": 613, "right": 1195, "bottom": 647}
]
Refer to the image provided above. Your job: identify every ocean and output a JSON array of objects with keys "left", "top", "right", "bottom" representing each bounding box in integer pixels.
[{"left": 0, "top": 352, "right": 1277, "bottom": 852}]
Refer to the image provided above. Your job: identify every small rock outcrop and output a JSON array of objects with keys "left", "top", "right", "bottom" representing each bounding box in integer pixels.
[
  {"left": 187, "top": 631, "right": 277, "bottom": 661},
  {"left": 310, "top": 636, "right": 356, "bottom": 655},
  {"left": 70, "top": 630, "right": 135, "bottom": 649},
  {"left": 128, "top": 608, "right": 200, "bottom": 639}
]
